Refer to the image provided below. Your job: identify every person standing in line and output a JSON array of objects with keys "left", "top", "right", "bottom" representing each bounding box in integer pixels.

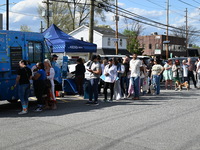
[
  {"left": 122, "top": 57, "right": 130, "bottom": 97},
  {"left": 113, "top": 58, "right": 124, "bottom": 100},
  {"left": 140, "top": 60, "right": 148, "bottom": 95},
  {"left": 182, "top": 60, "right": 189, "bottom": 83},
  {"left": 72, "top": 58, "right": 86, "bottom": 96},
  {"left": 51, "top": 54, "right": 62, "bottom": 83},
  {"left": 85, "top": 55, "right": 101, "bottom": 105},
  {"left": 103, "top": 59, "right": 118, "bottom": 102},
  {"left": 44, "top": 59, "right": 57, "bottom": 110},
  {"left": 172, "top": 60, "right": 183, "bottom": 91},
  {"left": 163, "top": 59, "right": 173, "bottom": 90},
  {"left": 129, "top": 53, "right": 143, "bottom": 100},
  {"left": 98, "top": 58, "right": 108, "bottom": 94},
  {"left": 187, "top": 57, "right": 197, "bottom": 88},
  {"left": 151, "top": 60, "right": 164, "bottom": 95},
  {"left": 14, "top": 60, "right": 32, "bottom": 115},
  {"left": 146, "top": 58, "right": 154, "bottom": 94},
  {"left": 196, "top": 57, "right": 200, "bottom": 88},
  {"left": 32, "top": 62, "right": 47, "bottom": 112},
  {"left": 117, "top": 58, "right": 125, "bottom": 99}
]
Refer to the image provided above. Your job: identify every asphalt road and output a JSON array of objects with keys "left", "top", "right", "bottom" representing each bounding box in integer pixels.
[{"left": 0, "top": 87, "right": 200, "bottom": 150}]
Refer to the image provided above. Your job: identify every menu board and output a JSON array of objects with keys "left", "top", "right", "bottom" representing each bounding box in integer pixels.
[{"left": 10, "top": 47, "right": 22, "bottom": 72}]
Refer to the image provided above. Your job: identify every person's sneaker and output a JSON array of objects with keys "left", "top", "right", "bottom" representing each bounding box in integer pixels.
[
  {"left": 108, "top": 99, "right": 113, "bottom": 103},
  {"left": 132, "top": 97, "right": 139, "bottom": 100},
  {"left": 85, "top": 101, "right": 93, "bottom": 105},
  {"left": 103, "top": 99, "right": 108, "bottom": 102},
  {"left": 91, "top": 101, "right": 99, "bottom": 106},
  {"left": 18, "top": 110, "right": 28, "bottom": 115},
  {"left": 34, "top": 107, "right": 43, "bottom": 112}
]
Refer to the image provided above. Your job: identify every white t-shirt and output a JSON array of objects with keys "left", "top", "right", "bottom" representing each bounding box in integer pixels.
[
  {"left": 103, "top": 64, "right": 117, "bottom": 83},
  {"left": 130, "top": 59, "right": 142, "bottom": 77},
  {"left": 152, "top": 64, "right": 163, "bottom": 76},
  {"left": 197, "top": 61, "right": 200, "bottom": 73},
  {"left": 89, "top": 61, "right": 101, "bottom": 79},
  {"left": 182, "top": 64, "right": 188, "bottom": 77}
]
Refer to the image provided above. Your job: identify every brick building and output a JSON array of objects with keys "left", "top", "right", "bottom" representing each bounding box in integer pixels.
[{"left": 138, "top": 34, "right": 187, "bottom": 58}]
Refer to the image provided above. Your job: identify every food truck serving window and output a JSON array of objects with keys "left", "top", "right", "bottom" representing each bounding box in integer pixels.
[{"left": 28, "top": 42, "right": 42, "bottom": 63}]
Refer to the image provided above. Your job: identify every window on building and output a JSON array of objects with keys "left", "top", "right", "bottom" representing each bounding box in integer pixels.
[
  {"left": 28, "top": 42, "right": 42, "bottom": 63},
  {"left": 149, "top": 44, "right": 152, "bottom": 49},
  {"left": 155, "top": 43, "right": 159, "bottom": 49},
  {"left": 81, "top": 37, "right": 84, "bottom": 41},
  {"left": 108, "top": 38, "right": 111, "bottom": 46},
  {"left": 120, "top": 39, "right": 122, "bottom": 46}
]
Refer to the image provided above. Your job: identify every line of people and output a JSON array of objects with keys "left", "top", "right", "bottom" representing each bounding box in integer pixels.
[
  {"left": 73, "top": 54, "right": 200, "bottom": 106},
  {"left": 72, "top": 54, "right": 161, "bottom": 105},
  {"left": 15, "top": 53, "right": 200, "bottom": 114},
  {"left": 15, "top": 54, "right": 61, "bottom": 115},
  {"left": 163, "top": 57, "right": 200, "bottom": 90}
]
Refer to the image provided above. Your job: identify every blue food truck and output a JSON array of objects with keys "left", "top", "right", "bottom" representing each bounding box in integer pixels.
[{"left": 0, "top": 30, "right": 50, "bottom": 102}]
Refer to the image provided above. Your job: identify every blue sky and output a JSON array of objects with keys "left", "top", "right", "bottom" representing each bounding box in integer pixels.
[{"left": 0, "top": 0, "right": 200, "bottom": 43}]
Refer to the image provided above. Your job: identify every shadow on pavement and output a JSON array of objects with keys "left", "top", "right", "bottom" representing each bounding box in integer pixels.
[{"left": 0, "top": 89, "right": 199, "bottom": 118}]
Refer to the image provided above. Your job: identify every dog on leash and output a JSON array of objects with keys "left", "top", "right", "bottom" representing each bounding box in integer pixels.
[{"left": 175, "top": 81, "right": 189, "bottom": 91}]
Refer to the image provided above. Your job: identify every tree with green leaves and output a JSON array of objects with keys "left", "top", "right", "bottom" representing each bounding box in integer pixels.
[
  {"left": 192, "top": 44, "right": 200, "bottom": 49},
  {"left": 38, "top": 0, "right": 114, "bottom": 33},
  {"left": 123, "top": 19, "right": 145, "bottom": 55},
  {"left": 20, "top": 25, "right": 32, "bottom": 32}
]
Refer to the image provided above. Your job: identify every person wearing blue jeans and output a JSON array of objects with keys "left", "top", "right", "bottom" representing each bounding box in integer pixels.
[
  {"left": 85, "top": 55, "right": 101, "bottom": 105},
  {"left": 151, "top": 60, "right": 164, "bottom": 95},
  {"left": 15, "top": 60, "right": 32, "bottom": 115},
  {"left": 131, "top": 76, "right": 140, "bottom": 98},
  {"left": 18, "top": 84, "right": 30, "bottom": 107},
  {"left": 152, "top": 75, "right": 161, "bottom": 95},
  {"left": 129, "top": 54, "right": 143, "bottom": 100},
  {"left": 88, "top": 78, "right": 99, "bottom": 102}
]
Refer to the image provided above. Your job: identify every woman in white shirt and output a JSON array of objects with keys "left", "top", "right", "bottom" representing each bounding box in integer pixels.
[
  {"left": 151, "top": 60, "right": 164, "bottom": 95},
  {"left": 44, "top": 59, "right": 57, "bottom": 109},
  {"left": 103, "top": 59, "right": 117, "bottom": 102},
  {"left": 182, "top": 60, "right": 189, "bottom": 83}
]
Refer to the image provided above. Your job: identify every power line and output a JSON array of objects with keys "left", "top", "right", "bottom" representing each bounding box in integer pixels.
[
  {"left": 100, "top": 0, "right": 200, "bottom": 36},
  {"left": 193, "top": 0, "right": 200, "bottom": 5},
  {"left": 146, "top": 0, "right": 165, "bottom": 9},
  {"left": 0, "top": 8, "right": 41, "bottom": 17},
  {"left": 177, "top": 0, "right": 200, "bottom": 9},
  {"left": 128, "top": 0, "right": 200, "bottom": 21},
  {"left": 2, "top": 0, "right": 200, "bottom": 37},
  {"left": 127, "top": 0, "right": 164, "bottom": 10}
]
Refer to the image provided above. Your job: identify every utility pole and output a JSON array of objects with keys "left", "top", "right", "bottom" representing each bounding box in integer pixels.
[
  {"left": 40, "top": 21, "right": 44, "bottom": 33},
  {"left": 166, "top": 0, "right": 169, "bottom": 59},
  {"left": 6, "top": 0, "right": 9, "bottom": 30},
  {"left": 88, "top": 0, "right": 95, "bottom": 60},
  {"left": 43, "top": 0, "right": 51, "bottom": 28},
  {"left": 115, "top": 0, "right": 119, "bottom": 55},
  {"left": 47, "top": 0, "right": 50, "bottom": 28},
  {"left": 185, "top": 8, "right": 188, "bottom": 56}
]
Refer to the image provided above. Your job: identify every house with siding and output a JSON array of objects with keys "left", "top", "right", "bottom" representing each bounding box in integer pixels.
[{"left": 69, "top": 25, "right": 131, "bottom": 55}]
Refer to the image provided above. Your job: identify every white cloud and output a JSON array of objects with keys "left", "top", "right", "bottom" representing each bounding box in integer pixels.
[
  {"left": 127, "top": 8, "right": 165, "bottom": 19},
  {"left": 118, "top": 2, "right": 125, "bottom": 7},
  {"left": 2, "top": 0, "right": 43, "bottom": 31}
]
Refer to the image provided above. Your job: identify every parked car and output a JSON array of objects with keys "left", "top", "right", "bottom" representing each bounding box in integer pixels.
[{"left": 168, "top": 57, "right": 198, "bottom": 65}]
